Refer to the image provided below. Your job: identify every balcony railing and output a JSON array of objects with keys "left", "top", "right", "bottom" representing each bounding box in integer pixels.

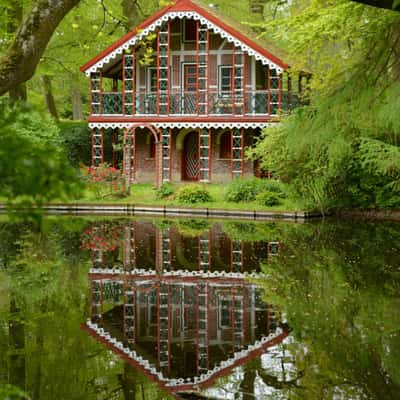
[{"left": 97, "top": 90, "right": 299, "bottom": 116}]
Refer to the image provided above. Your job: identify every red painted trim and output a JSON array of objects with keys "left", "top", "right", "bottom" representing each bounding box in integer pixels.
[
  {"left": 157, "top": 29, "right": 160, "bottom": 116},
  {"left": 167, "top": 21, "right": 171, "bottom": 115},
  {"left": 80, "top": 0, "right": 288, "bottom": 74},
  {"left": 132, "top": 46, "right": 136, "bottom": 115},
  {"left": 196, "top": 20, "right": 200, "bottom": 115},
  {"left": 99, "top": 72, "right": 103, "bottom": 114},
  {"left": 230, "top": 128, "right": 233, "bottom": 179},
  {"left": 88, "top": 115, "right": 281, "bottom": 124},
  {"left": 208, "top": 128, "right": 212, "bottom": 181},
  {"left": 241, "top": 127, "right": 244, "bottom": 177},
  {"left": 122, "top": 53, "right": 126, "bottom": 116},
  {"left": 267, "top": 66, "right": 271, "bottom": 117},
  {"left": 101, "top": 128, "right": 104, "bottom": 163}
]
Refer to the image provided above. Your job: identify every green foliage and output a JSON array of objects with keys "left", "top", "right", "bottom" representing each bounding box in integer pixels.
[
  {"left": 0, "top": 384, "right": 30, "bottom": 400},
  {"left": 0, "top": 103, "right": 82, "bottom": 212},
  {"left": 175, "top": 184, "right": 212, "bottom": 204},
  {"left": 155, "top": 182, "right": 174, "bottom": 199},
  {"left": 57, "top": 121, "right": 91, "bottom": 167},
  {"left": 225, "top": 177, "right": 272, "bottom": 202},
  {"left": 251, "top": 2, "right": 400, "bottom": 211},
  {"left": 256, "top": 191, "right": 281, "bottom": 206},
  {"left": 175, "top": 219, "right": 211, "bottom": 237}
]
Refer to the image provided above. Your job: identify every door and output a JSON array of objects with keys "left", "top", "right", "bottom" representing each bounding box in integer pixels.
[
  {"left": 183, "top": 64, "right": 197, "bottom": 114},
  {"left": 183, "top": 131, "right": 199, "bottom": 181}
]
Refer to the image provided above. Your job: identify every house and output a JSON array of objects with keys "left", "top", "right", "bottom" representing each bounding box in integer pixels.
[
  {"left": 82, "top": 220, "right": 287, "bottom": 394},
  {"left": 80, "top": 0, "right": 304, "bottom": 186}
]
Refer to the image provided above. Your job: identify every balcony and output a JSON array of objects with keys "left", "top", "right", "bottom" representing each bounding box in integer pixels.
[{"left": 94, "top": 90, "right": 299, "bottom": 117}]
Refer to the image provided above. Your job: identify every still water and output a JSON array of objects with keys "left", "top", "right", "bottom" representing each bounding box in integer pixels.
[{"left": 0, "top": 218, "right": 399, "bottom": 399}]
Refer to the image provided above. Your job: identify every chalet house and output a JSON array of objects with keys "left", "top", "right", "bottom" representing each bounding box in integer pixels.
[{"left": 80, "top": 0, "right": 302, "bottom": 186}]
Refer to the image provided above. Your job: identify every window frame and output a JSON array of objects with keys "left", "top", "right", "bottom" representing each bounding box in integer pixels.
[{"left": 218, "top": 65, "right": 233, "bottom": 95}]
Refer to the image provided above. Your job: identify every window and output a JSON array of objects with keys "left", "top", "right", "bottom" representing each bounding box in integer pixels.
[
  {"left": 149, "top": 134, "right": 156, "bottom": 158},
  {"left": 147, "top": 68, "right": 157, "bottom": 92},
  {"left": 219, "top": 132, "right": 231, "bottom": 159},
  {"left": 183, "top": 19, "right": 197, "bottom": 42},
  {"left": 219, "top": 66, "right": 232, "bottom": 93}
]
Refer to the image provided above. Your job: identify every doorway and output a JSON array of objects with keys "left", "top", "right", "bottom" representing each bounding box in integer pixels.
[{"left": 182, "top": 131, "right": 199, "bottom": 181}]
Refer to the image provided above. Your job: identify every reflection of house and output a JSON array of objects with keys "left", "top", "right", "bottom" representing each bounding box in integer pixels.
[
  {"left": 82, "top": 220, "right": 286, "bottom": 394},
  {"left": 88, "top": 221, "right": 282, "bottom": 273},
  {"left": 83, "top": 270, "right": 287, "bottom": 393},
  {"left": 80, "top": 0, "right": 308, "bottom": 185}
]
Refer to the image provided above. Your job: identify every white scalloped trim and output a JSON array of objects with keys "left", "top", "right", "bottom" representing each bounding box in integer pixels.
[
  {"left": 84, "top": 11, "right": 284, "bottom": 76},
  {"left": 89, "top": 267, "right": 268, "bottom": 280},
  {"left": 85, "top": 320, "right": 283, "bottom": 386},
  {"left": 88, "top": 121, "right": 277, "bottom": 130}
]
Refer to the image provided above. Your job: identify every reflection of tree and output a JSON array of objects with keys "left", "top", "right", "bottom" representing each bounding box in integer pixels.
[
  {"left": 0, "top": 219, "right": 173, "bottom": 400},
  {"left": 256, "top": 221, "right": 400, "bottom": 399}
]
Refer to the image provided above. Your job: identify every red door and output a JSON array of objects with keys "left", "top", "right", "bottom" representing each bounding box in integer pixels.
[
  {"left": 183, "top": 131, "right": 199, "bottom": 181},
  {"left": 183, "top": 64, "right": 197, "bottom": 114}
]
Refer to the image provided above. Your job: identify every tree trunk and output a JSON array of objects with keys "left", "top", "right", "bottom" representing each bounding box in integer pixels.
[
  {"left": 7, "top": 0, "right": 27, "bottom": 103},
  {"left": 42, "top": 75, "right": 59, "bottom": 120},
  {"left": 0, "top": 0, "right": 80, "bottom": 96},
  {"left": 71, "top": 77, "right": 83, "bottom": 120}
]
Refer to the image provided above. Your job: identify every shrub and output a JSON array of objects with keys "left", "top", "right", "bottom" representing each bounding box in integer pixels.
[
  {"left": 261, "top": 179, "right": 287, "bottom": 198},
  {"left": 224, "top": 178, "right": 265, "bottom": 202},
  {"left": 156, "top": 182, "right": 174, "bottom": 199},
  {"left": 176, "top": 184, "right": 212, "bottom": 204},
  {"left": 256, "top": 191, "right": 281, "bottom": 206},
  {"left": 82, "top": 163, "right": 126, "bottom": 199},
  {"left": 58, "top": 121, "right": 91, "bottom": 166}
]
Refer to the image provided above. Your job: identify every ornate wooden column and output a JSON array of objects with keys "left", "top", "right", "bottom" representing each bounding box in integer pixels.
[
  {"left": 199, "top": 128, "right": 211, "bottom": 182},
  {"left": 91, "top": 127, "right": 104, "bottom": 166},
  {"left": 231, "top": 127, "right": 244, "bottom": 178},
  {"left": 122, "top": 46, "right": 136, "bottom": 115},
  {"left": 162, "top": 128, "right": 172, "bottom": 183},
  {"left": 123, "top": 127, "right": 136, "bottom": 185},
  {"left": 90, "top": 72, "right": 102, "bottom": 114}
]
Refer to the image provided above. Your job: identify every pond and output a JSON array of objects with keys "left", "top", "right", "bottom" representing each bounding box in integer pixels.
[{"left": 0, "top": 217, "right": 399, "bottom": 399}]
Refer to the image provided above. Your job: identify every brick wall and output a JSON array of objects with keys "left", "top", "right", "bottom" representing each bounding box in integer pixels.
[{"left": 133, "top": 128, "right": 255, "bottom": 184}]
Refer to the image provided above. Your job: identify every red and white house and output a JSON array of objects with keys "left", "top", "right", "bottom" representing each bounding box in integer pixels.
[{"left": 81, "top": 0, "right": 304, "bottom": 186}]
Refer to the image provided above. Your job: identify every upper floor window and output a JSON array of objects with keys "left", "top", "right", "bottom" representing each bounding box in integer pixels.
[
  {"left": 183, "top": 19, "right": 197, "bottom": 42},
  {"left": 219, "top": 66, "right": 232, "bottom": 93},
  {"left": 147, "top": 67, "right": 157, "bottom": 92}
]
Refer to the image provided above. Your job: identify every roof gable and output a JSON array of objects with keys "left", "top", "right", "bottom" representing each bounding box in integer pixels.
[{"left": 80, "top": 0, "right": 288, "bottom": 76}]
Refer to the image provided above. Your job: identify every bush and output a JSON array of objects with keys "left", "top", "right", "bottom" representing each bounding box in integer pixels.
[
  {"left": 225, "top": 177, "right": 286, "bottom": 202},
  {"left": 58, "top": 121, "right": 91, "bottom": 166},
  {"left": 261, "top": 179, "right": 287, "bottom": 198},
  {"left": 82, "top": 163, "right": 126, "bottom": 199},
  {"left": 156, "top": 182, "right": 174, "bottom": 199},
  {"left": 176, "top": 184, "right": 212, "bottom": 204},
  {"left": 256, "top": 191, "right": 281, "bottom": 206}
]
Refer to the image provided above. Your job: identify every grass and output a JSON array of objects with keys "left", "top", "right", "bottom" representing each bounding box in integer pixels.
[{"left": 66, "top": 182, "right": 310, "bottom": 212}]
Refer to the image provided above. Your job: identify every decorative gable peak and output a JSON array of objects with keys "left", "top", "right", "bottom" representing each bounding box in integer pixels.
[{"left": 80, "top": 0, "right": 288, "bottom": 76}]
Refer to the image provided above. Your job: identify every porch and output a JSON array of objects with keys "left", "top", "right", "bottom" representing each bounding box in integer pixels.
[{"left": 94, "top": 89, "right": 299, "bottom": 117}]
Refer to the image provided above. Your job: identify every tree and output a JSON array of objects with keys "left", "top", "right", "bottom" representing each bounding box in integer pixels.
[{"left": 251, "top": 0, "right": 400, "bottom": 210}]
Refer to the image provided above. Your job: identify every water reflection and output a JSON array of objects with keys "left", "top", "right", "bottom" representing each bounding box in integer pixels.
[{"left": 81, "top": 220, "right": 287, "bottom": 396}]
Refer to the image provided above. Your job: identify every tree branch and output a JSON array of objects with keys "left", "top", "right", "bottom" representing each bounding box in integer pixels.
[{"left": 0, "top": 0, "right": 80, "bottom": 96}]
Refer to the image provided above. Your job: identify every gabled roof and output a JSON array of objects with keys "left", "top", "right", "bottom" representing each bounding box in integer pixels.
[{"left": 80, "top": 0, "right": 288, "bottom": 76}]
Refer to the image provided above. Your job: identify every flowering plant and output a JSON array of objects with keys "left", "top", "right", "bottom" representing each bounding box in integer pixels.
[
  {"left": 81, "top": 163, "right": 126, "bottom": 199},
  {"left": 81, "top": 223, "right": 122, "bottom": 252}
]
